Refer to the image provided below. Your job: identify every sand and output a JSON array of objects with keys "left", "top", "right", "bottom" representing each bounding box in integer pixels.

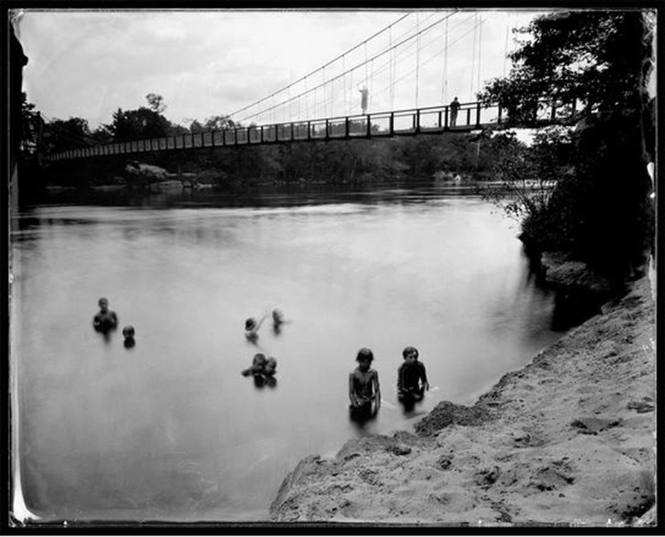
[{"left": 270, "top": 275, "right": 656, "bottom": 527}]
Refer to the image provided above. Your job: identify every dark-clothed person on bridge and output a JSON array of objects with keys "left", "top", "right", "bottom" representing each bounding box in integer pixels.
[
  {"left": 450, "top": 97, "right": 460, "bottom": 127},
  {"left": 397, "top": 346, "right": 429, "bottom": 401},
  {"left": 93, "top": 297, "right": 118, "bottom": 333}
]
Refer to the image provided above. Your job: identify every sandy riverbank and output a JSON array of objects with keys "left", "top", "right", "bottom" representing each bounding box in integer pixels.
[{"left": 270, "top": 275, "right": 656, "bottom": 526}]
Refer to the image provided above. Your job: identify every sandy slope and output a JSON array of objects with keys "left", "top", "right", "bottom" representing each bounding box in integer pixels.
[{"left": 270, "top": 276, "right": 656, "bottom": 526}]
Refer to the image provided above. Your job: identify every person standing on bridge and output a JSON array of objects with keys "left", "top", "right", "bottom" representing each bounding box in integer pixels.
[
  {"left": 359, "top": 85, "right": 369, "bottom": 115},
  {"left": 450, "top": 97, "right": 460, "bottom": 127}
]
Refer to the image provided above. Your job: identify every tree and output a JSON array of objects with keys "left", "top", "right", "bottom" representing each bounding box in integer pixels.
[
  {"left": 480, "top": 11, "right": 653, "bottom": 123},
  {"left": 481, "top": 10, "right": 654, "bottom": 280},
  {"left": 203, "top": 115, "right": 236, "bottom": 131},
  {"left": 19, "top": 94, "right": 43, "bottom": 156},
  {"left": 145, "top": 93, "right": 166, "bottom": 114},
  {"left": 105, "top": 107, "right": 171, "bottom": 141},
  {"left": 189, "top": 119, "right": 204, "bottom": 134},
  {"left": 43, "top": 116, "right": 92, "bottom": 153}
]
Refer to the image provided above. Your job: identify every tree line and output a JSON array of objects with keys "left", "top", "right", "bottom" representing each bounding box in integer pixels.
[{"left": 22, "top": 89, "right": 527, "bottom": 188}]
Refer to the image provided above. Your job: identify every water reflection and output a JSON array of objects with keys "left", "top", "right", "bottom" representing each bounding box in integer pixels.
[{"left": 11, "top": 188, "right": 561, "bottom": 522}]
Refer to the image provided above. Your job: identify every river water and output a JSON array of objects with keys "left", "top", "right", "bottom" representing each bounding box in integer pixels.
[{"left": 10, "top": 185, "right": 561, "bottom": 522}]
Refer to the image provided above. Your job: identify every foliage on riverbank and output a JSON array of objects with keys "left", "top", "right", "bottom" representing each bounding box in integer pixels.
[
  {"left": 20, "top": 126, "right": 525, "bottom": 193},
  {"left": 480, "top": 11, "right": 655, "bottom": 283}
]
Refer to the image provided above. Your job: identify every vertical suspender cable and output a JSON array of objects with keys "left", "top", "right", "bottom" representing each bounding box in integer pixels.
[
  {"left": 320, "top": 68, "right": 325, "bottom": 118},
  {"left": 476, "top": 15, "right": 482, "bottom": 96},
  {"left": 288, "top": 87, "right": 291, "bottom": 123},
  {"left": 389, "top": 26, "right": 395, "bottom": 110},
  {"left": 369, "top": 58, "right": 374, "bottom": 112},
  {"left": 364, "top": 42, "right": 369, "bottom": 88},
  {"left": 415, "top": 12, "right": 421, "bottom": 108},
  {"left": 442, "top": 14, "right": 449, "bottom": 103},
  {"left": 503, "top": 20, "right": 509, "bottom": 76},
  {"left": 343, "top": 55, "right": 347, "bottom": 115},
  {"left": 470, "top": 13, "right": 477, "bottom": 97}
]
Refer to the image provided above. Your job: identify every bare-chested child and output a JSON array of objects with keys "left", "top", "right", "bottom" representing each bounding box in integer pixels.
[
  {"left": 348, "top": 348, "right": 381, "bottom": 421},
  {"left": 93, "top": 297, "right": 118, "bottom": 333}
]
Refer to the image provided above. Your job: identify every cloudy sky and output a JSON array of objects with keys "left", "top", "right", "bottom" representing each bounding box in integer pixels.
[{"left": 15, "top": 9, "right": 543, "bottom": 129}]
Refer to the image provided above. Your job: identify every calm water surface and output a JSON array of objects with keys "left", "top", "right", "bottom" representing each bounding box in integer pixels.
[{"left": 10, "top": 186, "right": 560, "bottom": 521}]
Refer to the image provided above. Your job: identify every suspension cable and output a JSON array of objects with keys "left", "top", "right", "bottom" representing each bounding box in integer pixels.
[
  {"left": 415, "top": 12, "right": 420, "bottom": 108},
  {"left": 371, "top": 16, "right": 481, "bottom": 107},
  {"left": 389, "top": 25, "right": 395, "bottom": 110},
  {"left": 503, "top": 19, "right": 509, "bottom": 76},
  {"left": 228, "top": 12, "right": 411, "bottom": 118},
  {"left": 470, "top": 13, "right": 477, "bottom": 96},
  {"left": 441, "top": 15, "right": 448, "bottom": 103},
  {"left": 476, "top": 14, "right": 482, "bottom": 96},
  {"left": 237, "top": 11, "right": 458, "bottom": 123}
]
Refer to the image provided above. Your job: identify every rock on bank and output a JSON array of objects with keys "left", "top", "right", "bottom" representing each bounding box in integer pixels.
[{"left": 270, "top": 276, "right": 655, "bottom": 526}]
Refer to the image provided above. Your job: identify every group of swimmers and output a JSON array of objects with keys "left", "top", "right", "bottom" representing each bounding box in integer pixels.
[
  {"left": 92, "top": 299, "right": 430, "bottom": 418},
  {"left": 93, "top": 297, "right": 135, "bottom": 348},
  {"left": 349, "top": 345, "right": 429, "bottom": 421},
  {"left": 241, "top": 309, "right": 286, "bottom": 386}
]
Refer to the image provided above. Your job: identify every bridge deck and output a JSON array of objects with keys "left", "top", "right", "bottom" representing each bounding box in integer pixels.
[{"left": 47, "top": 100, "right": 575, "bottom": 162}]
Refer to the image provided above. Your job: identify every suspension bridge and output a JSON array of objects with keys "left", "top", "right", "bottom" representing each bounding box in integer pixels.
[{"left": 44, "top": 11, "right": 576, "bottom": 163}]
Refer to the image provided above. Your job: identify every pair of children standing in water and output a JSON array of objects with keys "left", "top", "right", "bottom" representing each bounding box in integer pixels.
[{"left": 348, "top": 346, "right": 429, "bottom": 421}]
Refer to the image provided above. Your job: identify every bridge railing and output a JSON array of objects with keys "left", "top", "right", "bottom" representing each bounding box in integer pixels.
[{"left": 46, "top": 99, "right": 578, "bottom": 162}]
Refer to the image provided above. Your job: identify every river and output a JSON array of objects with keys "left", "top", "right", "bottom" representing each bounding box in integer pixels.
[{"left": 10, "top": 185, "right": 561, "bottom": 522}]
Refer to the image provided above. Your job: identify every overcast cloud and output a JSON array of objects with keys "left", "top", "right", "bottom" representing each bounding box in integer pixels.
[{"left": 15, "top": 9, "right": 542, "bottom": 129}]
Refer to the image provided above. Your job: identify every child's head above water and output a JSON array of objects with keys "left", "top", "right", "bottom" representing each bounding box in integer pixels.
[
  {"left": 272, "top": 309, "right": 284, "bottom": 324},
  {"left": 98, "top": 297, "right": 109, "bottom": 312},
  {"left": 402, "top": 346, "right": 419, "bottom": 361},
  {"left": 252, "top": 353, "right": 267, "bottom": 368},
  {"left": 356, "top": 347, "right": 374, "bottom": 369},
  {"left": 245, "top": 318, "right": 257, "bottom": 331},
  {"left": 122, "top": 325, "right": 135, "bottom": 339}
]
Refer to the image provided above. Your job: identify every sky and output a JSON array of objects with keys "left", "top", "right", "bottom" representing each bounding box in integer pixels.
[{"left": 14, "top": 9, "right": 545, "bottom": 130}]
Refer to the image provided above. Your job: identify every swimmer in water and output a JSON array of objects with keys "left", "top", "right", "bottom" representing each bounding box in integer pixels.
[
  {"left": 271, "top": 308, "right": 291, "bottom": 335},
  {"left": 122, "top": 325, "right": 135, "bottom": 348},
  {"left": 348, "top": 347, "right": 381, "bottom": 422},
  {"left": 263, "top": 356, "right": 277, "bottom": 376},
  {"left": 242, "top": 353, "right": 267, "bottom": 377},
  {"left": 242, "top": 354, "right": 278, "bottom": 387},
  {"left": 397, "top": 346, "right": 429, "bottom": 402},
  {"left": 245, "top": 313, "right": 268, "bottom": 343},
  {"left": 93, "top": 297, "right": 118, "bottom": 333}
]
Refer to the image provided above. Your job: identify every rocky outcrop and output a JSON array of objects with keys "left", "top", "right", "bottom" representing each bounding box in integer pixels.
[
  {"left": 125, "top": 161, "right": 173, "bottom": 180},
  {"left": 270, "top": 276, "right": 655, "bottom": 526}
]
